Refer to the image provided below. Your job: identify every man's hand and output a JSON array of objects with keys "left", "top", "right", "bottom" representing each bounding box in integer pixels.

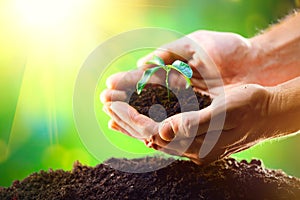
[
  {"left": 100, "top": 31, "right": 265, "bottom": 165},
  {"left": 102, "top": 82, "right": 275, "bottom": 165},
  {"left": 137, "top": 30, "right": 255, "bottom": 90},
  {"left": 100, "top": 26, "right": 300, "bottom": 165},
  {"left": 101, "top": 30, "right": 257, "bottom": 104}
]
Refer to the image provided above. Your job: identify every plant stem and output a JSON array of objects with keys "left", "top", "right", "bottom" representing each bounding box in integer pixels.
[{"left": 165, "top": 68, "right": 170, "bottom": 101}]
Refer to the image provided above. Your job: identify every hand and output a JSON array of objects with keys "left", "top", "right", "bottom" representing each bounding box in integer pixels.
[
  {"left": 101, "top": 31, "right": 256, "bottom": 103},
  {"left": 100, "top": 29, "right": 300, "bottom": 165},
  {"left": 102, "top": 83, "right": 274, "bottom": 165},
  {"left": 138, "top": 29, "right": 300, "bottom": 88},
  {"left": 100, "top": 30, "right": 263, "bottom": 164},
  {"left": 137, "top": 30, "right": 256, "bottom": 91}
]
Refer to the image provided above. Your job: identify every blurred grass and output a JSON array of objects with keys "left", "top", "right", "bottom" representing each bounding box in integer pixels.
[{"left": 0, "top": 0, "right": 298, "bottom": 187}]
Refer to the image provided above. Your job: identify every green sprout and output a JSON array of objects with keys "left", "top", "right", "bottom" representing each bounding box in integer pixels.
[{"left": 136, "top": 55, "right": 193, "bottom": 99}]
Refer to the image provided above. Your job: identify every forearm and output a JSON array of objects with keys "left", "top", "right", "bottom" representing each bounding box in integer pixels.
[
  {"left": 266, "top": 76, "right": 300, "bottom": 138},
  {"left": 248, "top": 11, "right": 300, "bottom": 86}
]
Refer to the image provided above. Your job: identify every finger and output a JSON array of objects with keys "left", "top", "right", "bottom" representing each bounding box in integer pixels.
[
  {"left": 156, "top": 146, "right": 181, "bottom": 157},
  {"left": 137, "top": 37, "right": 195, "bottom": 68},
  {"left": 108, "top": 119, "right": 134, "bottom": 138},
  {"left": 187, "top": 57, "right": 205, "bottom": 79},
  {"left": 145, "top": 141, "right": 160, "bottom": 150},
  {"left": 168, "top": 70, "right": 187, "bottom": 88},
  {"left": 106, "top": 68, "right": 166, "bottom": 90},
  {"left": 100, "top": 89, "right": 128, "bottom": 103},
  {"left": 108, "top": 119, "right": 118, "bottom": 131},
  {"left": 150, "top": 132, "right": 196, "bottom": 158},
  {"left": 154, "top": 140, "right": 200, "bottom": 162},
  {"left": 195, "top": 130, "right": 240, "bottom": 164},
  {"left": 106, "top": 69, "right": 143, "bottom": 89},
  {"left": 110, "top": 101, "right": 158, "bottom": 138},
  {"left": 105, "top": 102, "right": 144, "bottom": 139},
  {"left": 150, "top": 129, "right": 229, "bottom": 166},
  {"left": 148, "top": 130, "right": 218, "bottom": 165},
  {"left": 103, "top": 102, "right": 112, "bottom": 116},
  {"left": 154, "top": 134, "right": 217, "bottom": 165},
  {"left": 137, "top": 50, "right": 183, "bottom": 69},
  {"left": 158, "top": 107, "right": 212, "bottom": 141},
  {"left": 149, "top": 134, "right": 169, "bottom": 147}
]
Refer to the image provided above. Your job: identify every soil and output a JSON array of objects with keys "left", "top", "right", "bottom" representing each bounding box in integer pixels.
[
  {"left": 128, "top": 84, "right": 212, "bottom": 122},
  {"left": 2, "top": 85, "right": 299, "bottom": 199},
  {"left": 0, "top": 157, "right": 299, "bottom": 200}
]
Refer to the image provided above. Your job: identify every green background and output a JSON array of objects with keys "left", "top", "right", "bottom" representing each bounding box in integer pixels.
[{"left": 0, "top": 0, "right": 299, "bottom": 187}]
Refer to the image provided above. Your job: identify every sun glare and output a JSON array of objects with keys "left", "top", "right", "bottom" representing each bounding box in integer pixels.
[{"left": 15, "top": 0, "right": 82, "bottom": 29}]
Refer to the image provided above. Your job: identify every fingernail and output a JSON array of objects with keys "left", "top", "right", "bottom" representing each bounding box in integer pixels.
[
  {"left": 159, "top": 121, "right": 175, "bottom": 141},
  {"left": 102, "top": 106, "right": 108, "bottom": 114},
  {"left": 99, "top": 91, "right": 106, "bottom": 103},
  {"left": 108, "top": 120, "right": 121, "bottom": 132},
  {"left": 106, "top": 76, "right": 113, "bottom": 89},
  {"left": 105, "top": 102, "right": 112, "bottom": 109},
  {"left": 103, "top": 102, "right": 113, "bottom": 114},
  {"left": 110, "top": 102, "right": 118, "bottom": 114}
]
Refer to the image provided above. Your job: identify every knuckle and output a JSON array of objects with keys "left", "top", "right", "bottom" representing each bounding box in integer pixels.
[
  {"left": 141, "top": 125, "right": 153, "bottom": 136},
  {"left": 181, "top": 117, "right": 193, "bottom": 137},
  {"left": 169, "top": 117, "right": 180, "bottom": 135}
]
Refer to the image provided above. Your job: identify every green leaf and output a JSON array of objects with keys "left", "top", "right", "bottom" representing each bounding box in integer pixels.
[
  {"left": 184, "top": 76, "right": 191, "bottom": 88},
  {"left": 170, "top": 60, "right": 193, "bottom": 78},
  {"left": 146, "top": 55, "right": 165, "bottom": 66},
  {"left": 136, "top": 66, "right": 161, "bottom": 94}
]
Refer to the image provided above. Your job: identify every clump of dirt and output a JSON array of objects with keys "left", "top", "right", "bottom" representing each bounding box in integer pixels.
[
  {"left": 128, "top": 84, "right": 211, "bottom": 122},
  {"left": 0, "top": 157, "right": 299, "bottom": 200}
]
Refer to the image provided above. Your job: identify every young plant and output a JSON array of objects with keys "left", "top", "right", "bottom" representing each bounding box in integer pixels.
[{"left": 136, "top": 55, "right": 193, "bottom": 99}]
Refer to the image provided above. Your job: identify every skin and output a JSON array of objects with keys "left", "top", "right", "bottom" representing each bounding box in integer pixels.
[{"left": 101, "top": 12, "right": 300, "bottom": 165}]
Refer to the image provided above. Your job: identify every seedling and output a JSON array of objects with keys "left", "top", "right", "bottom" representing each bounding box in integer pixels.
[{"left": 136, "top": 55, "right": 193, "bottom": 99}]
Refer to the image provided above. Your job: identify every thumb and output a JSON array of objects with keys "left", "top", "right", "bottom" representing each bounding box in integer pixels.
[
  {"left": 137, "top": 37, "right": 193, "bottom": 68},
  {"left": 137, "top": 50, "right": 178, "bottom": 69},
  {"left": 158, "top": 107, "right": 212, "bottom": 141}
]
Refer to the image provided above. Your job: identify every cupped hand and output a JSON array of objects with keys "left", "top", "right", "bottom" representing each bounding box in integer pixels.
[
  {"left": 137, "top": 30, "right": 257, "bottom": 89},
  {"left": 100, "top": 30, "right": 273, "bottom": 165},
  {"left": 102, "top": 83, "right": 273, "bottom": 165},
  {"left": 101, "top": 30, "right": 257, "bottom": 103},
  {"left": 148, "top": 84, "right": 272, "bottom": 164}
]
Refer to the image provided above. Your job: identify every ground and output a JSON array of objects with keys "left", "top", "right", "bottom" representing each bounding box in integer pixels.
[{"left": 1, "top": 157, "right": 299, "bottom": 200}]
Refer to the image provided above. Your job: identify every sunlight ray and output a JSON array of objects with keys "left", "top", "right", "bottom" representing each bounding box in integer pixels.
[
  {"left": 6, "top": 61, "right": 29, "bottom": 158},
  {"left": 45, "top": 66, "right": 59, "bottom": 147}
]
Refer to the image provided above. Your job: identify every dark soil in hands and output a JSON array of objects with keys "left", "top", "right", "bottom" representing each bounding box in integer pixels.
[
  {"left": 1, "top": 157, "right": 299, "bottom": 200},
  {"left": 128, "top": 84, "right": 212, "bottom": 122}
]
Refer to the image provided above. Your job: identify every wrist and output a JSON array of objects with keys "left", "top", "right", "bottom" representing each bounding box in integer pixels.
[
  {"left": 265, "top": 78, "right": 300, "bottom": 138},
  {"left": 243, "top": 36, "right": 272, "bottom": 85},
  {"left": 246, "top": 12, "right": 300, "bottom": 86}
]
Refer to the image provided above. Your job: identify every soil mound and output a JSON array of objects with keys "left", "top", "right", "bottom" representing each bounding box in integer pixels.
[{"left": 1, "top": 157, "right": 299, "bottom": 200}]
